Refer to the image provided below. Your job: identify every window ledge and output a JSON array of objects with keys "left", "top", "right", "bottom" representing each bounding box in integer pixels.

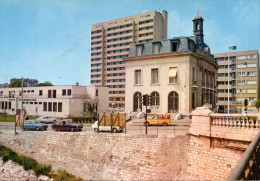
[
  {"left": 134, "top": 84, "right": 143, "bottom": 86},
  {"left": 168, "top": 83, "right": 178, "bottom": 85},
  {"left": 150, "top": 83, "right": 160, "bottom": 86}
]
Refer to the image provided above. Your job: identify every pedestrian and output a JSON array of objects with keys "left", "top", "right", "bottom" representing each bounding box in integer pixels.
[{"left": 25, "top": 116, "right": 29, "bottom": 120}]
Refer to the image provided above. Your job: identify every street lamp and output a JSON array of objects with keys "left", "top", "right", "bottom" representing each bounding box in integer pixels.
[
  {"left": 228, "top": 46, "right": 236, "bottom": 114},
  {"left": 240, "top": 62, "right": 247, "bottom": 113}
]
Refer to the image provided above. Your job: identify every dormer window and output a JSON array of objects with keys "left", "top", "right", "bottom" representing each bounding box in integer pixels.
[
  {"left": 152, "top": 42, "right": 161, "bottom": 54},
  {"left": 172, "top": 42, "right": 178, "bottom": 52},
  {"left": 136, "top": 44, "right": 144, "bottom": 56}
]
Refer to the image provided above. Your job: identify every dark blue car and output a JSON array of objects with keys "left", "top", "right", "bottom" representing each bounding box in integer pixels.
[{"left": 21, "top": 120, "right": 48, "bottom": 131}]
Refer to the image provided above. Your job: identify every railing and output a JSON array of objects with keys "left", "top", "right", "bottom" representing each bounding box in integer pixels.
[
  {"left": 227, "top": 131, "right": 260, "bottom": 180},
  {"left": 211, "top": 114, "right": 259, "bottom": 129}
]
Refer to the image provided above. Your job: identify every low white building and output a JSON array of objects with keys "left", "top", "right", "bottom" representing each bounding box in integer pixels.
[{"left": 0, "top": 85, "right": 109, "bottom": 117}]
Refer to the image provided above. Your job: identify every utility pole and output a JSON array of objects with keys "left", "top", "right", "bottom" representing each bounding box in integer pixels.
[{"left": 21, "top": 77, "right": 24, "bottom": 128}]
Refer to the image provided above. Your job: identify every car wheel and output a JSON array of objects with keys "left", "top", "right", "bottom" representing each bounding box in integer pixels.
[
  {"left": 163, "top": 122, "right": 168, "bottom": 126},
  {"left": 112, "top": 128, "right": 117, "bottom": 133},
  {"left": 35, "top": 127, "right": 39, "bottom": 131},
  {"left": 94, "top": 128, "right": 98, "bottom": 132}
]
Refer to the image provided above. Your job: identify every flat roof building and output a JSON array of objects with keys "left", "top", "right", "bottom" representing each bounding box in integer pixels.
[
  {"left": 214, "top": 50, "right": 259, "bottom": 113},
  {"left": 124, "top": 13, "right": 218, "bottom": 115},
  {"left": 0, "top": 85, "right": 109, "bottom": 117},
  {"left": 90, "top": 10, "right": 168, "bottom": 109}
]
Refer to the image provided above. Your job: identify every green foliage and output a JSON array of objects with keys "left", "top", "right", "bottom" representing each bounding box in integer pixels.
[
  {"left": 0, "top": 115, "right": 38, "bottom": 122},
  {"left": 9, "top": 80, "right": 25, "bottom": 88},
  {"left": 0, "top": 145, "right": 51, "bottom": 176},
  {"left": 72, "top": 116, "right": 92, "bottom": 123},
  {"left": 255, "top": 99, "right": 260, "bottom": 111},
  {"left": 36, "top": 81, "right": 53, "bottom": 87},
  {"left": 83, "top": 101, "right": 95, "bottom": 115},
  {"left": 50, "top": 170, "right": 83, "bottom": 181},
  {"left": 0, "top": 145, "right": 81, "bottom": 179}
]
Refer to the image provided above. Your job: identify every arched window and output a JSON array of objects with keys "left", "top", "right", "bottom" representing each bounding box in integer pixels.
[
  {"left": 150, "top": 91, "right": 160, "bottom": 106},
  {"left": 168, "top": 91, "right": 179, "bottom": 113},
  {"left": 196, "top": 23, "right": 199, "bottom": 30},
  {"left": 133, "top": 92, "right": 142, "bottom": 111}
]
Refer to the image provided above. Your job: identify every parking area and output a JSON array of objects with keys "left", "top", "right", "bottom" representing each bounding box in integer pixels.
[{"left": 0, "top": 117, "right": 191, "bottom": 136}]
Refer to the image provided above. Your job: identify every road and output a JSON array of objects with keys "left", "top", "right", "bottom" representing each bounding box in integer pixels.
[{"left": 0, "top": 118, "right": 191, "bottom": 136}]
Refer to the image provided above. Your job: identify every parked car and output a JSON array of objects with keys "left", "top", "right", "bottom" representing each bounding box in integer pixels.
[
  {"left": 36, "top": 116, "right": 57, "bottom": 124},
  {"left": 52, "top": 119, "right": 83, "bottom": 132},
  {"left": 21, "top": 120, "right": 48, "bottom": 131},
  {"left": 144, "top": 114, "right": 171, "bottom": 126},
  {"left": 92, "top": 121, "right": 124, "bottom": 133}
]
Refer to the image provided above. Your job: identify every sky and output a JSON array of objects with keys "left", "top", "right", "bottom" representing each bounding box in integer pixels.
[{"left": 0, "top": 0, "right": 259, "bottom": 86}]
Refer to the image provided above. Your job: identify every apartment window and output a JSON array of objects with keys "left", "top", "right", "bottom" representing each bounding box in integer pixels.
[
  {"left": 96, "top": 90, "right": 98, "bottom": 96},
  {"left": 169, "top": 67, "right": 177, "bottom": 84},
  {"left": 150, "top": 92, "right": 160, "bottom": 106},
  {"left": 53, "top": 102, "right": 57, "bottom": 112},
  {"left": 39, "top": 90, "right": 43, "bottom": 96},
  {"left": 8, "top": 102, "right": 11, "bottom": 109},
  {"left": 48, "top": 90, "right": 52, "bottom": 98},
  {"left": 67, "top": 89, "right": 71, "bottom": 95},
  {"left": 247, "top": 89, "right": 256, "bottom": 93},
  {"left": 58, "top": 102, "right": 62, "bottom": 112},
  {"left": 237, "top": 72, "right": 246, "bottom": 76},
  {"left": 237, "top": 80, "right": 246, "bottom": 85},
  {"left": 247, "top": 80, "right": 256, "bottom": 84},
  {"left": 53, "top": 90, "right": 56, "bottom": 98},
  {"left": 43, "top": 102, "right": 47, "bottom": 111},
  {"left": 151, "top": 68, "right": 159, "bottom": 84},
  {"left": 237, "top": 89, "right": 246, "bottom": 93},
  {"left": 135, "top": 70, "right": 141, "bottom": 85},
  {"left": 48, "top": 102, "right": 52, "bottom": 112},
  {"left": 172, "top": 42, "right": 178, "bottom": 52},
  {"left": 62, "top": 89, "right": 66, "bottom": 96},
  {"left": 248, "top": 72, "right": 256, "bottom": 76},
  {"left": 247, "top": 63, "right": 257, "bottom": 68}
]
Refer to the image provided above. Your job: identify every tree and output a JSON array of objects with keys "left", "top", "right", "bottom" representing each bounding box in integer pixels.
[
  {"left": 83, "top": 100, "right": 96, "bottom": 116},
  {"left": 255, "top": 99, "right": 260, "bottom": 112},
  {"left": 9, "top": 80, "right": 25, "bottom": 88},
  {"left": 36, "top": 81, "right": 53, "bottom": 87}
]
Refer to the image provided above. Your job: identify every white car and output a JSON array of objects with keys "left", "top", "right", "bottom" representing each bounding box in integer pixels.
[
  {"left": 36, "top": 116, "right": 57, "bottom": 124},
  {"left": 92, "top": 121, "right": 124, "bottom": 133}
]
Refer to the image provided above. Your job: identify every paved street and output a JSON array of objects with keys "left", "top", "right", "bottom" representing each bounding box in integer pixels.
[{"left": 0, "top": 118, "right": 191, "bottom": 136}]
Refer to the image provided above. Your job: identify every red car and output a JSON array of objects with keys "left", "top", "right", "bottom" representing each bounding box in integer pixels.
[{"left": 52, "top": 119, "right": 83, "bottom": 132}]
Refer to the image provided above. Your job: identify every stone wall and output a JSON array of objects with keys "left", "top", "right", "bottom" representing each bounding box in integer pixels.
[
  {"left": 187, "top": 136, "right": 244, "bottom": 180},
  {"left": 0, "top": 132, "right": 244, "bottom": 180}
]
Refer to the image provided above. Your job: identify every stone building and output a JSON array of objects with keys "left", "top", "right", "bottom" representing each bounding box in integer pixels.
[
  {"left": 214, "top": 50, "right": 259, "bottom": 113},
  {"left": 90, "top": 10, "right": 168, "bottom": 109},
  {"left": 0, "top": 85, "right": 109, "bottom": 117},
  {"left": 124, "top": 13, "right": 218, "bottom": 115}
]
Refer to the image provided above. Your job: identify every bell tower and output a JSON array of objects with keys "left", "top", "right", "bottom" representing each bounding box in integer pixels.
[{"left": 192, "top": 11, "right": 204, "bottom": 47}]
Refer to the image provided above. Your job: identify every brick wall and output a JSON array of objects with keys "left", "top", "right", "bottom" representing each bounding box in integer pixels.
[{"left": 0, "top": 132, "right": 243, "bottom": 180}]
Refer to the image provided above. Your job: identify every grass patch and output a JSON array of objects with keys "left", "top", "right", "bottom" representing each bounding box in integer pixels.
[
  {"left": 0, "top": 115, "right": 38, "bottom": 122},
  {"left": 0, "top": 145, "right": 82, "bottom": 180}
]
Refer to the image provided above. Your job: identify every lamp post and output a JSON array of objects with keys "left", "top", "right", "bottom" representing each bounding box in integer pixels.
[
  {"left": 240, "top": 62, "right": 247, "bottom": 113},
  {"left": 228, "top": 46, "right": 236, "bottom": 114}
]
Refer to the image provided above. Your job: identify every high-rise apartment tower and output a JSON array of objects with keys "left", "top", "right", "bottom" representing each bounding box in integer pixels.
[
  {"left": 90, "top": 10, "right": 167, "bottom": 108},
  {"left": 214, "top": 50, "right": 259, "bottom": 113}
]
